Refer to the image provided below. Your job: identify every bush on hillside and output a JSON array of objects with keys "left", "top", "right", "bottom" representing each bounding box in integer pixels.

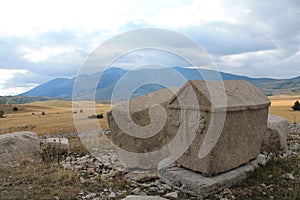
[
  {"left": 88, "top": 113, "right": 104, "bottom": 119},
  {"left": 292, "top": 100, "right": 300, "bottom": 111}
]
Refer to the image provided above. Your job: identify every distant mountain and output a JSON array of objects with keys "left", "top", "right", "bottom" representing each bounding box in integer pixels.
[
  {"left": 21, "top": 67, "right": 300, "bottom": 100},
  {"left": 249, "top": 76, "right": 300, "bottom": 96},
  {"left": 21, "top": 78, "right": 75, "bottom": 99}
]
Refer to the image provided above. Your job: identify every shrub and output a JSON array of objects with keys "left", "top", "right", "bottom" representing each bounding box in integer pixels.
[
  {"left": 41, "top": 111, "right": 46, "bottom": 115},
  {"left": 0, "top": 110, "right": 4, "bottom": 117},
  {"left": 12, "top": 107, "right": 18, "bottom": 112},
  {"left": 88, "top": 113, "right": 104, "bottom": 119},
  {"left": 292, "top": 100, "right": 300, "bottom": 111}
]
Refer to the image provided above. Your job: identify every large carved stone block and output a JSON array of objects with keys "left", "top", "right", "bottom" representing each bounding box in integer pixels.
[
  {"left": 171, "top": 80, "right": 271, "bottom": 176},
  {"left": 107, "top": 80, "right": 271, "bottom": 175}
]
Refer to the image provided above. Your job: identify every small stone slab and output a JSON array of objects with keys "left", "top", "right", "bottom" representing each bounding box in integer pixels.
[
  {"left": 122, "top": 195, "right": 167, "bottom": 200},
  {"left": 159, "top": 154, "right": 268, "bottom": 197},
  {"left": 124, "top": 170, "right": 159, "bottom": 182},
  {"left": 262, "top": 114, "right": 288, "bottom": 154},
  {"left": 45, "top": 137, "right": 69, "bottom": 155}
]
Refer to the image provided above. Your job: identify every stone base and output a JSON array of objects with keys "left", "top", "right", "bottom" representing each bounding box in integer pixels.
[{"left": 159, "top": 154, "right": 268, "bottom": 197}]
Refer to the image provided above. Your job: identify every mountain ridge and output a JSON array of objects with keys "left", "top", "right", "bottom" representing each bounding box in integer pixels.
[{"left": 21, "top": 67, "right": 300, "bottom": 100}]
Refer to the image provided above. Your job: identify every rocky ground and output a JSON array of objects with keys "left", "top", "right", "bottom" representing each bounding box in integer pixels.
[
  {"left": 33, "top": 123, "right": 300, "bottom": 200},
  {"left": 2, "top": 124, "right": 297, "bottom": 199}
]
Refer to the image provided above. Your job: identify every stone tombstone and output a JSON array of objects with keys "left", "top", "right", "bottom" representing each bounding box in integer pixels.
[
  {"left": 107, "top": 80, "right": 271, "bottom": 175},
  {"left": 169, "top": 80, "right": 271, "bottom": 176}
]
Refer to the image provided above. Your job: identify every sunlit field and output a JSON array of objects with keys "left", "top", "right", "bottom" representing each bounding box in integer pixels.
[
  {"left": 0, "top": 94, "right": 299, "bottom": 136},
  {"left": 269, "top": 95, "right": 300, "bottom": 122},
  {"left": 0, "top": 100, "right": 111, "bottom": 135}
]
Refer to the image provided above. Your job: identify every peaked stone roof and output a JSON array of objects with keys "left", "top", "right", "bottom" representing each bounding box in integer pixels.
[{"left": 169, "top": 80, "right": 270, "bottom": 112}]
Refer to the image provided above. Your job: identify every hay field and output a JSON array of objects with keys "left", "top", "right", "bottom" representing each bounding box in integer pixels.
[
  {"left": 1, "top": 94, "right": 299, "bottom": 136},
  {"left": 269, "top": 95, "right": 300, "bottom": 122},
  {"left": 0, "top": 100, "right": 111, "bottom": 135}
]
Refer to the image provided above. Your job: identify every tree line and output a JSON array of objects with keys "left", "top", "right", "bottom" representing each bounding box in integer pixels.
[{"left": 0, "top": 96, "right": 50, "bottom": 104}]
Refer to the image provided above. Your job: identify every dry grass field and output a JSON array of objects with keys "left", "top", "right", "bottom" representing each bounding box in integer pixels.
[
  {"left": 0, "top": 94, "right": 299, "bottom": 136},
  {"left": 269, "top": 94, "right": 300, "bottom": 122},
  {"left": 0, "top": 100, "right": 111, "bottom": 136}
]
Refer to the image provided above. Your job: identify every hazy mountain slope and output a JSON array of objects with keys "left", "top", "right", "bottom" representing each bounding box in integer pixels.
[
  {"left": 22, "top": 78, "right": 75, "bottom": 98},
  {"left": 21, "top": 67, "right": 300, "bottom": 100},
  {"left": 250, "top": 76, "right": 300, "bottom": 96}
]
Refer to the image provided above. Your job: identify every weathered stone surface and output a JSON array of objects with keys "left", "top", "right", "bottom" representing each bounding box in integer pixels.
[
  {"left": 262, "top": 114, "right": 288, "bottom": 154},
  {"left": 45, "top": 137, "right": 69, "bottom": 155},
  {"left": 165, "top": 191, "right": 178, "bottom": 199},
  {"left": 107, "top": 80, "right": 270, "bottom": 174},
  {"left": 0, "top": 131, "right": 41, "bottom": 165},
  {"left": 124, "top": 170, "right": 159, "bottom": 182},
  {"left": 122, "top": 195, "right": 168, "bottom": 200},
  {"left": 159, "top": 154, "right": 268, "bottom": 197},
  {"left": 107, "top": 88, "right": 175, "bottom": 154},
  {"left": 283, "top": 173, "right": 295, "bottom": 180},
  {"left": 107, "top": 88, "right": 177, "bottom": 169},
  {"left": 172, "top": 80, "right": 270, "bottom": 176}
]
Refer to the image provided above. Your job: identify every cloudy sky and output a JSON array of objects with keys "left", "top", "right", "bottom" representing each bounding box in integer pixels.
[{"left": 0, "top": 0, "right": 299, "bottom": 95}]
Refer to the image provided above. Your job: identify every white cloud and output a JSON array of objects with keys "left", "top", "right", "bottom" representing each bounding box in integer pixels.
[
  {"left": 216, "top": 48, "right": 300, "bottom": 78},
  {"left": 0, "top": 85, "right": 38, "bottom": 96},
  {"left": 0, "top": 69, "right": 31, "bottom": 95},
  {"left": 0, "top": 0, "right": 131, "bottom": 36},
  {"left": 144, "top": 0, "right": 239, "bottom": 28},
  {"left": 19, "top": 46, "right": 76, "bottom": 63},
  {"left": 0, "top": 69, "right": 27, "bottom": 83},
  {"left": 0, "top": 0, "right": 299, "bottom": 95},
  {"left": 0, "top": 0, "right": 244, "bottom": 36}
]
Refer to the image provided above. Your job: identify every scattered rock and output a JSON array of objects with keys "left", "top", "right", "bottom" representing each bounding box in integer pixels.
[
  {"left": 84, "top": 192, "right": 96, "bottom": 199},
  {"left": 44, "top": 137, "right": 69, "bottom": 156},
  {"left": 262, "top": 115, "right": 288, "bottom": 154},
  {"left": 289, "top": 143, "right": 300, "bottom": 152},
  {"left": 223, "top": 188, "right": 232, "bottom": 195},
  {"left": 87, "top": 168, "right": 95, "bottom": 175},
  {"left": 108, "top": 191, "right": 116, "bottom": 198},
  {"left": 80, "top": 177, "right": 86, "bottom": 184},
  {"left": 280, "top": 150, "right": 293, "bottom": 158},
  {"left": 131, "top": 188, "right": 147, "bottom": 196},
  {"left": 28, "top": 122, "right": 300, "bottom": 199},
  {"left": 283, "top": 173, "right": 295, "bottom": 180},
  {"left": 160, "top": 184, "right": 172, "bottom": 192},
  {"left": 164, "top": 191, "right": 178, "bottom": 199},
  {"left": 122, "top": 195, "right": 168, "bottom": 200},
  {"left": 125, "top": 170, "right": 159, "bottom": 183}
]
